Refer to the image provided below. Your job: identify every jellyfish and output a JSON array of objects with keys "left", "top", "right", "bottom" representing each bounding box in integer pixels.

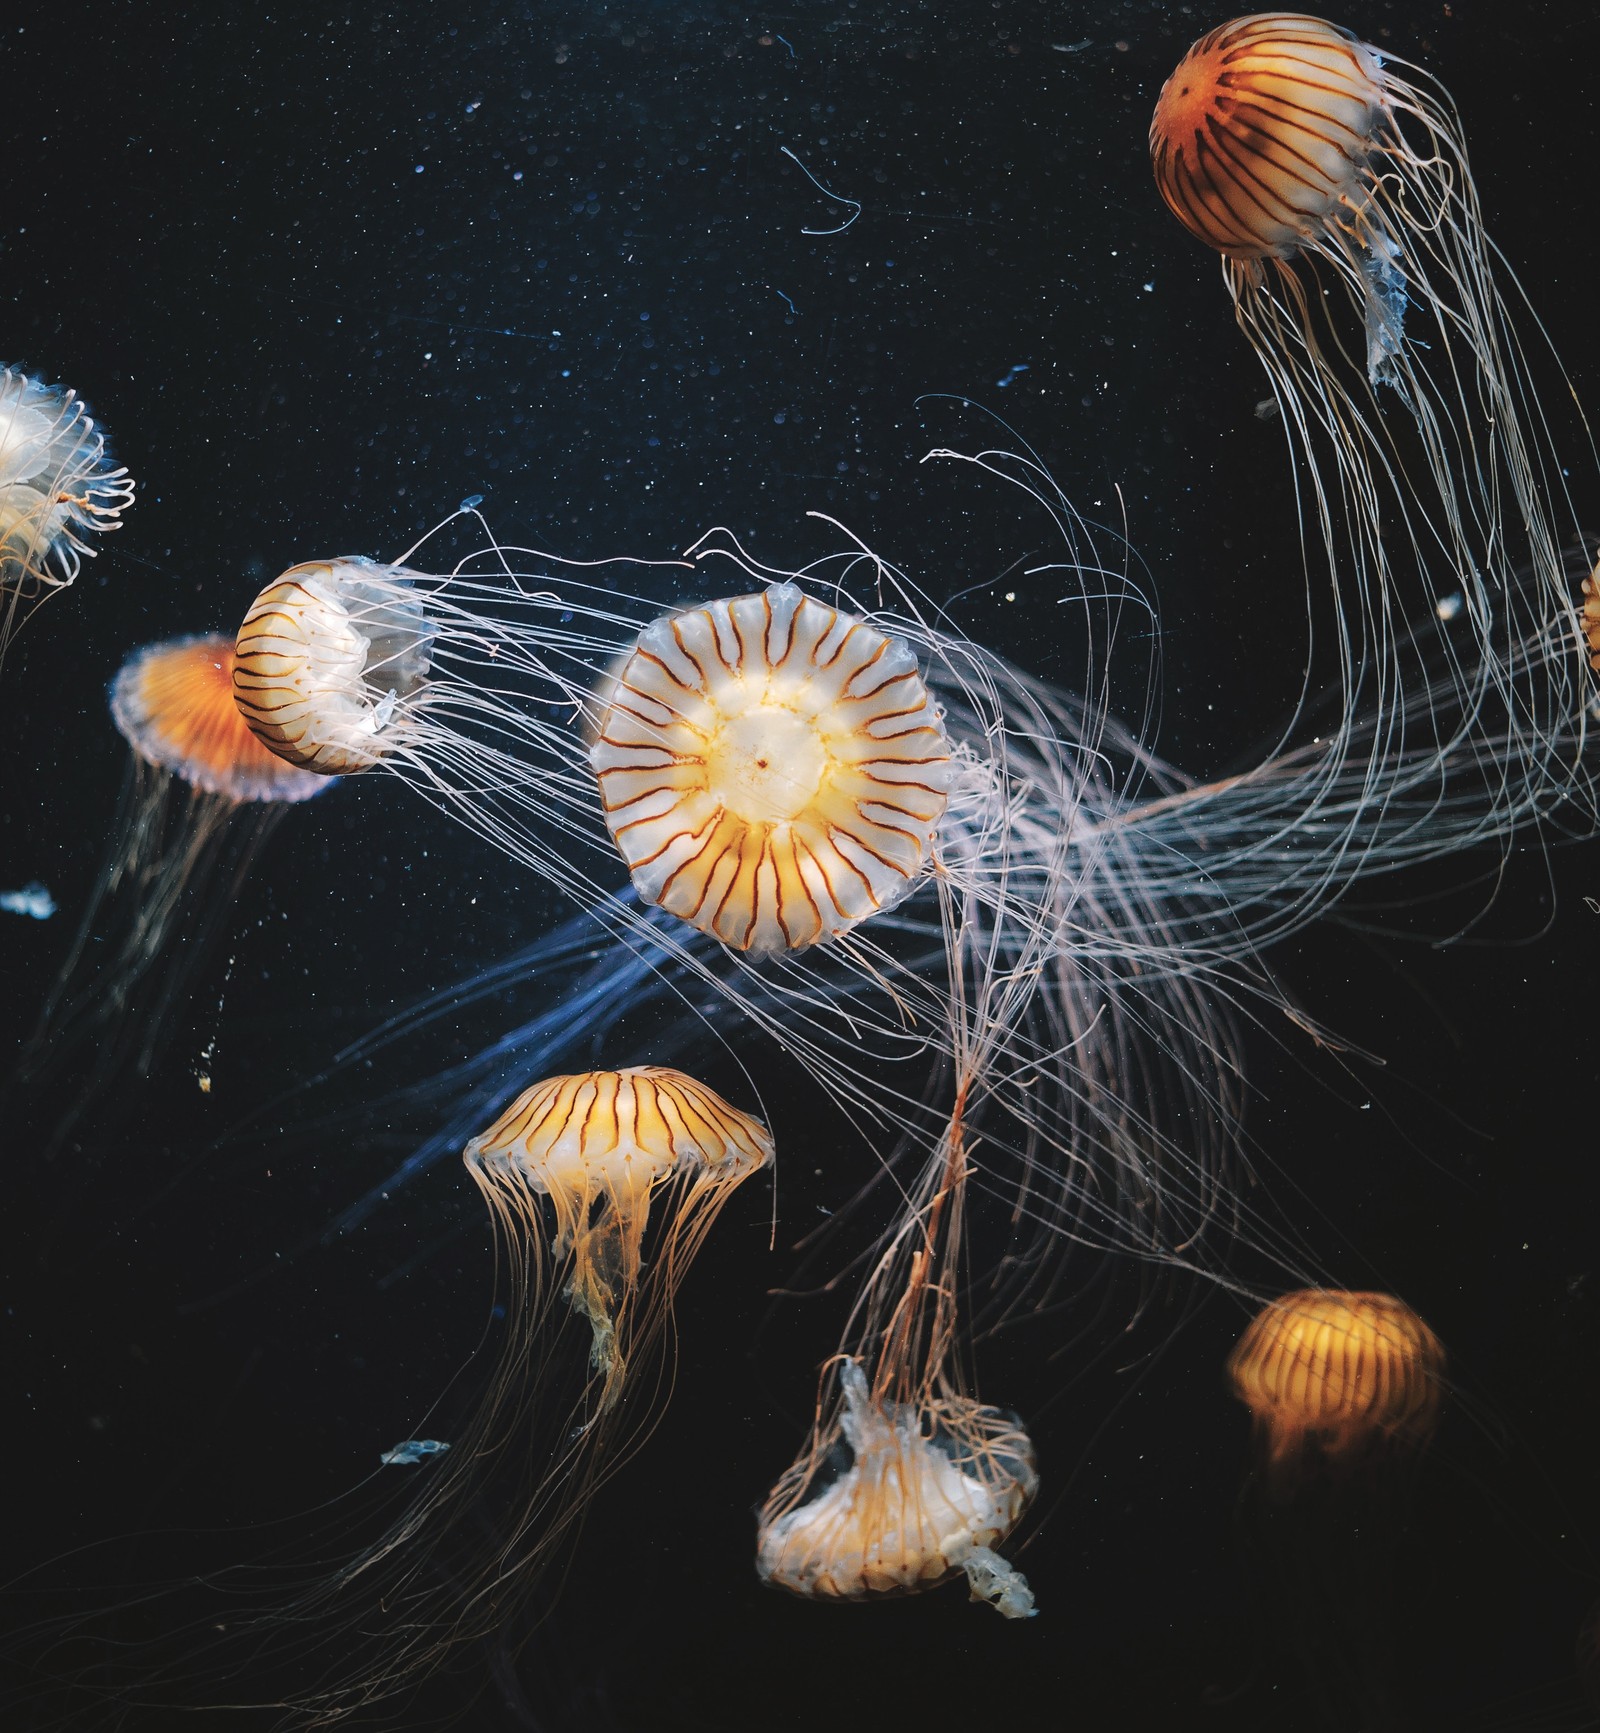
[
  {"left": 0, "top": 366, "right": 135, "bottom": 668},
  {"left": 230, "top": 1064, "right": 775, "bottom": 1723},
  {"left": 589, "top": 584, "right": 952, "bottom": 950},
  {"left": 757, "top": 1357, "right": 1038, "bottom": 1618},
  {"left": 464, "top": 1064, "right": 774, "bottom": 1408},
  {"left": 13, "top": 632, "right": 329, "bottom": 1141},
  {"left": 1228, "top": 1287, "right": 1444, "bottom": 1484},
  {"left": 1149, "top": 14, "right": 1597, "bottom": 852},
  {"left": 1223, "top": 1287, "right": 1446, "bottom": 1723}
]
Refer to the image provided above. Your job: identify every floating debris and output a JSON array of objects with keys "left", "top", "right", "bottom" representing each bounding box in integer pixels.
[
  {"left": 0, "top": 882, "right": 55, "bottom": 920},
  {"left": 380, "top": 1438, "right": 451, "bottom": 1467}
]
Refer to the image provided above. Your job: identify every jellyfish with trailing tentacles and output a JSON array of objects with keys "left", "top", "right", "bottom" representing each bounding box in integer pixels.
[
  {"left": 220, "top": 1064, "right": 775, "bottom": 1724},
  {"left": 464, "top": 1064, "right": 774, "bottom": 1409},
  {"left": 0, "top": 367, "right": 134, "bottom": 668},
  {"left": 1149, "top": 14, "right": 1597, "bottom": 852},
  {"left": 12, "top": 632, "right": 329, "bottom": 1142}
]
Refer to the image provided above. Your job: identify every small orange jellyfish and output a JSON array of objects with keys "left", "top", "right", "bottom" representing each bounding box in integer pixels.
[
  {"left": 1150, "top": 15, "right": 1597, "bottom": 841},
  {"left": 0, "top": 366, "right": 134, "bottom": 666},
  {"left": 1228, "top": 1287, "right": 1444, "bottom": 1483},
  {"left": 589, "top": 583, "right": 953, "bottom": 951},
  {"left": 15, "top": 633, "right": 329, "bottom": 1132}
]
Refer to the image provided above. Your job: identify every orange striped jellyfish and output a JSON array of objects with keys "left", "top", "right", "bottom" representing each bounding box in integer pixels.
[
  {"left": 1149, "top": 15, "right": 1597, "bottom": 848},
  {"left": 1224, "top": 1287, "right": 1447, "bottom": 1719},
  {"left": 256, "top": 1065, "right": 774, "bottom": 1722},
  {"left": 15, "top": 632, "right": 329, "bottom": 1132},
  {"left": 465, "top": 1064, "right": 774, "bottom": 1408},
  {"left": 0, "top": 366, "right": 134, "bottom": 668},
  {"left": 1228, "top": 1287, "right": 1444, "bottom": 1485}
]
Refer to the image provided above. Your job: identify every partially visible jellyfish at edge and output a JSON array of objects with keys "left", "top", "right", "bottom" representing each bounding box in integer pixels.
[
  {"left": 0, "top": 366, "right": 134, "bottom": 669},
  {"left": 1580, "top": 559, "right": 1600, "bottom": 673}
]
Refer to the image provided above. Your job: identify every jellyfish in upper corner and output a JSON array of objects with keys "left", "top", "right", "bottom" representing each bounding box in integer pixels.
[
  {"left": 12, "top": 632, "right": 329, "bottom": 1141},
  {"left": 1149, "top": 14, "right": 1597, "bottom": 840},
  {"left": 0, "top": 366, "right": 134, "bottom": 668}
]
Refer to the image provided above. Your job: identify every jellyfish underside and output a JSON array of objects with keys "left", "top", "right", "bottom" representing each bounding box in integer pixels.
[{"left": 590, "top": 582, "right": 953, "bottom": 951}]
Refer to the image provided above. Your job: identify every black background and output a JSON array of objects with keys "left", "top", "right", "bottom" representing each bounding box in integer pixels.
[{"left": 2, "top": 2, "right": 1598, "bottom": 1728}]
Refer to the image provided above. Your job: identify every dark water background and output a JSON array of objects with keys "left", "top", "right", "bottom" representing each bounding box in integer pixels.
[{"left": 2, "top": 2, "right": 1598, "bottom": 1727}]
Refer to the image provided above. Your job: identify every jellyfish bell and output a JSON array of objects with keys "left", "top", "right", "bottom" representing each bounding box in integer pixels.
[
  {"left": 1150, "top": 14, "right": 1387, "bottom": 269},
  {"left": 233, "top": 556, "right": 436, "bottom": 775},
  {"left": 113, "top": 632, "right": 328, "bottom": 804},
  {"left": 465, "top": 1064, "right": 773, "bottom": 1409},
  {"left": 757, "top": 1358, "right": 1037, "bottom": 1619},
  {"left": 0, "top": 366, "right": 134, "bottom": 663},
  {"left": 589, "top": 582, "right": 954, "bottom": 952},
  {"left": 1227, "top": 1287, "right": 1445, "bottom": 1484}
]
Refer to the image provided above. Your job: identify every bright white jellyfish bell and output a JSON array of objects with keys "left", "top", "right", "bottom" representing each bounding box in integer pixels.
[
  {"left": 0, "top": 366, "right": 134, "bottom": 658},
  {"left": 589, "top": 582, "right": 953, "bottom": 952},
  {"left": 232, "top": 557, "right": 436, "bottom": 775},
  {"left": 756, "top": 1358, "right": 1039, "bottom": 1618}
]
